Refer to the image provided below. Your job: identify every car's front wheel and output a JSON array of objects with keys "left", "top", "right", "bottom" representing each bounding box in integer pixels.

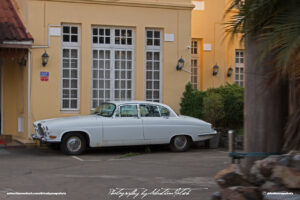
[
  {"left": 170, "top": 135, "right": 191, "bottom": 152},
  {"left": 60, "top": 133, "right": 86, "bottom": 155}
]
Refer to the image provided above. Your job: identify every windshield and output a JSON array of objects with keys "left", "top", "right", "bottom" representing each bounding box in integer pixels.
[{"left": 92, "top": 103, "right": 116, "bottom": 117}]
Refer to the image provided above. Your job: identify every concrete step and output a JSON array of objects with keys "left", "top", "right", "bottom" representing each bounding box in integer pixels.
[{"left": 0, "top": 139, "right": 26, "bottom": 149}]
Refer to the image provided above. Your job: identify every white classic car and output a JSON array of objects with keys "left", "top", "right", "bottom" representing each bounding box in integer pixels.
[{"left": 32, "top": 101, "right": 216, "bottom": 155}]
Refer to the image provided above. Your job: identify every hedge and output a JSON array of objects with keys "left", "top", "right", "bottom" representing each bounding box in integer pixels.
[{"left": 180, "top": 83, "right": 244, "bottom": 129}]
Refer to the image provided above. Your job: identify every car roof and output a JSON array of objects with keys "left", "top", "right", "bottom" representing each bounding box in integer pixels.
[
  {"left": 107, "top": 101, "right": 167, "bottom": 107},
  {"left": 101, "top": 101, "right": 178, "bottom": 117}
]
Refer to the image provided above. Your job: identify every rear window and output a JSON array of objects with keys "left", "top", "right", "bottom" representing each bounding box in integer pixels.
[{"left": 159, "top": 106, "right": 170, "bottom": 117}]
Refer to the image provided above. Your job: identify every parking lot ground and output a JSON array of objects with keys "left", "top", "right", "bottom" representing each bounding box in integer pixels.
[{"left": 0, "top": 146, "right": 229, "bottom": 200}]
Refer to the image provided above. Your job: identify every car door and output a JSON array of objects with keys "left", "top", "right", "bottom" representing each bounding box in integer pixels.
[
  {"left": 102, "top": 104, "right": 144, "bottom": 146},
  {"left": 140, "top": 104, "right": 171, "bottom": 143}
]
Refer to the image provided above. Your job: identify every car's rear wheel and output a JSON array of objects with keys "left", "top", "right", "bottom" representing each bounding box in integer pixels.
[
  {"left": 170, "top": 135, "right": 191, "bottom": 152},
  {"left": 60, "top": 133, "right": 86, "bottom": 155}
]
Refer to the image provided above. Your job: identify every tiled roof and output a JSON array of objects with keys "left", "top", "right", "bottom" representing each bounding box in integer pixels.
[{"left": 0, "top": 0, "right": 33, "bottom": 46}]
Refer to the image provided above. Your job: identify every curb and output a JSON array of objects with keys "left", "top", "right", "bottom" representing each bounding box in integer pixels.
[
  {"left": 0, "top": 139, "right": 27, "bottom": 150},
  {"left": 0, "top": 144, "right": 27, "bottom": 149}
]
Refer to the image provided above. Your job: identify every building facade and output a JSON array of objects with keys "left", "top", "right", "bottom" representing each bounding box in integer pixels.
[
  {"left": 191, "top": 0, "right": 244, "bottom": 90},
  {"left": 0, "top": 0, "right": 193, "bottom": 141}
]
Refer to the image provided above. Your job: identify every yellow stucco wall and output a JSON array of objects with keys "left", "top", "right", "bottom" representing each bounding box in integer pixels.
[
  {"left": 7, "top": 0, "right": 193, "bottom": 138},
  {"left": 1, "top": 58, "right": 28, "bottom": 139},
  {"left": 192, "top": 0, "right": 243, "bottom": 90}
]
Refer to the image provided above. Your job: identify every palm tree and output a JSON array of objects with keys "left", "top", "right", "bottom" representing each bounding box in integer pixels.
[{"left": 226, "top": 0, "right": 300, "bottom": 170}]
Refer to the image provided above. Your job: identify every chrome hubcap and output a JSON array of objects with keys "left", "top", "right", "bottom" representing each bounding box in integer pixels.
[
  {"left": 174, "top": 136, "right": 187, "bottom": 149},
  {"left": 66, "top": 136, "right": 82, "bottom": 153}
]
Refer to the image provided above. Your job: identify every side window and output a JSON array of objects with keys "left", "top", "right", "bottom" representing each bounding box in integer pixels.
[
  {"left": 159, "top": 106, "right": 170, "bottom": 117},
  {"left": 120, "top": 105, "right": 138, "bottom": 117},
  {"left": 140, "top": 104, "right": 160, "bottom": 117}
]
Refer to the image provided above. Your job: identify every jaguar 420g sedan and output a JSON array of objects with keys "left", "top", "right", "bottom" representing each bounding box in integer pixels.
[{"left": 32, "top": 101, "right": 216, "bottom": 155}]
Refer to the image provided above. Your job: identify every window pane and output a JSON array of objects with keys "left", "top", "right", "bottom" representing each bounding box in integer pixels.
[
  {"left": 71, "top": 90, "right": 78, "bottom": 98},
  {"left": 140, "top": 104, "right": 160, "bottom": 117},
  {"left": 63, "top": 69, "right": 70, "bottom": 77},
  {"left": 160, "top": 106, "right": 170, "bottom": 117},
  {"left": 63, "top": 35, "right": 69, "bottom": 42},
  {"left": 147, "top": 31, "right": 153, "bottom": 38},
  {"left": 154, "top": 52, "right": 160, "bottom": 60},
  {"left": 147, "top": 39, "right": 153, "bottom": 46},
  {"left": 71, "top": 27, "right": 78, "bottom": 34},
  {"left": 115, "top": 29, "right": 120, "bottom": 36},
  {"left": 71, "top": 49, "right": 77, "bottom": 58},
  {"left": 63, "top": 80, "right": 69, "bottom": 88},
  {"left": 99, "top": 29, "right": 104, "bottom": 35},
  {"left": 146, "top": 81, "right": 152, "bottom": 89},
  {"left": 71, "top": 35, "right": 78, "bottom": 42},
  {"left": 71, "top": 70, "right": 77, "bottom": 78},
  {"left": 63, "top": 90, "right": 69, "bottom": 98},
  {"left": 127, "top": 30, "right": 132, "bottom": 37},
  {"left": 63, "top": 49, "right": 69, "bottom": 57},
  {"left": 63, "top": 26, "right": 70, "bottom": 34},
  {"left": 71, "top": 80, "right": 77, "bottom": 88},
  {"left": 93, "top": 37, "right": 98, "bottom": 43},
  {"left": 71, "top": 100, "right": 77, "bottom": 108},
  {"left": 146, "top": 52, "right": 152, "bottom": 60},
  {"left": 93, "top": 28, "right": 98, "bottom": 36},
  {"left": 120, "top": 105, "right": 138, "bottom": 117},
  {"left": 63, "top": 100, "right": 69, "bottom": 108}
]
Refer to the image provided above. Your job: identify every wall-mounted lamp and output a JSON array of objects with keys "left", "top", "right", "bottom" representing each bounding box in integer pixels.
[
  {"left": 227, "top": 67, "right": 233, "bottom": 77},
  {"left": 42, "top": 51, "right": 49, "bottom": 67},
  {"left": 176, "top": 57, "right": 185, "bottom": 71},
  {"left": 18, "top": 56, "right": 27, "bottom": 67},
  {"left": 212, "top": 64, "right": 219, "bottom": 76}
]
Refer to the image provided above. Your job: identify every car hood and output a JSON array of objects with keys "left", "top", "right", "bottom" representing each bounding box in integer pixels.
[{"left": 34, "top": 115, "right": 99, "bottom": 127}]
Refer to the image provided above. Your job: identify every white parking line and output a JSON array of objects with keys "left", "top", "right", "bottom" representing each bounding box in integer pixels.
[
  {"left": 72, "top": 156, "right": 84, "bottom": 162},
  {"left": 72, "top": 156, "right": 102, "bottom": 162},
  {"left": 72, "top": 156, "right": 131, "bottom": 162}
]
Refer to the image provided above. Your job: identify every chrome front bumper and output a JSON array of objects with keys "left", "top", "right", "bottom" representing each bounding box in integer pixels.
[{"left": 31, "top": 134, "right": 47, "bottom": 143}]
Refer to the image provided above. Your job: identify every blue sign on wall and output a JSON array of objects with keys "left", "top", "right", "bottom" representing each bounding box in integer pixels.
[
  {"left": 40, "top": 72, "right": 49, "bottom": 77},
  {"left": 40, "top": 71, "right": 49, "bottom": 81}
]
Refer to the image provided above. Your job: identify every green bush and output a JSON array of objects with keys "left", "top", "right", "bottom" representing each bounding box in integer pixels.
[
  {"left": 203, "top": 92, "right": 225, "bottom": 127},
  {"left": 206, "top": 83, "right": 244, "bottom": 128},
  {"left": 180, "top": 83, "right": 206, "bottom": 119},
  {"left": 180, "top": 83, "right": 244, "bottom": 129}
]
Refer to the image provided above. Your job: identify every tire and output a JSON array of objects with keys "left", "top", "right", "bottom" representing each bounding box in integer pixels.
[
  {"left": 60, "top": 133, "right": 86, "bottom": 155},
  {"left": 169, "top": 135, "right": 191, "bottom": 152}
]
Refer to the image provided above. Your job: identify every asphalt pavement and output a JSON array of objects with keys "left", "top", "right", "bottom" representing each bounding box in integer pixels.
[{"left": 0, "top": 145, "right": 229, "bottom": 200}]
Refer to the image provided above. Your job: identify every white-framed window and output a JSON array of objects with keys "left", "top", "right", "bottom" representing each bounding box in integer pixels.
[
  {"left": 145, "top": 29, "right": 162, "bottom": 102},
  {"left": 191, "top": 40, "right": 200, "bottom": 89},
  {"left": 61, "top": 24, "right": 80, "bottom": 111},
  {"left": 235, "top": 49, "right": 245, "bottom": 87},
  {"left": 91, "top": 27, "right": 134, "bottom": 109}
]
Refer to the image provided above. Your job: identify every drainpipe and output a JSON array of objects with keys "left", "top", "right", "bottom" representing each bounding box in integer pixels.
[{"left": 27, "top": 49, "right": 31, "bottom": 139}]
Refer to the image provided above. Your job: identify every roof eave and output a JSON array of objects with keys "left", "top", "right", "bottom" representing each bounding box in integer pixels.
[{"left": 0, "top": 40, "right": 33, "bottom": 48}]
